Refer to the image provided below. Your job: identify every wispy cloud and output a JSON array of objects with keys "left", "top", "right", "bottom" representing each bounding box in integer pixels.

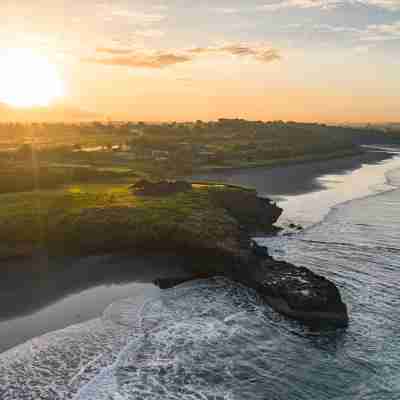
[
  {"left": 213, "top": 7, "right": 241, "bottom": 14},
  {"left": 96, "top": 47, "right": 133, "bottom": 55},
  {"left": 109, "top": 9, "right": 165, "bottom": 23},
  {"left": 259, "top": 0, "right": 342, "bottom": 12},
  {"left": 358, "top": 0, "right": 400, "bottom": 11},
  {"left": 289, "top": 19, "right": 400, "bottom": 41},
  {"left": 259, "top": 0, "right": 400, "bottom": 11},
  {"left": 85, "top": 51, "right": 192, "bottom": 69},
  {"left": 98, "top": 3, "right": 166, "bottom": 24},
  {"left": 85, "top": 44, "right": 281, "bottom": 69},
  {"left": 312, "top": 23, "right": 361, "bottom": 33},
  {"left": 189, "top": 44, "right": 281, "bottom": 62},
  {"left": 361, "top": 20, "right": 400, "bottom": 41},
  {"left": 133, "top": 29, "right": 165, "bottom": 38}
]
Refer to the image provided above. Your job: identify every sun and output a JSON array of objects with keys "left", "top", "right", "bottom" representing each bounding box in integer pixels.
[{"left": 0, "top": 48, "right": 65, "bottom": 108}]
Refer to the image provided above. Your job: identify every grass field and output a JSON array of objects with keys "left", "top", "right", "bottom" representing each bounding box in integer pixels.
[
  {"left": 0, "top": 183, "right": 243, "bottom": 261},
  {"left": 3, "top": 119, "right": 393, "bottom": 182}
]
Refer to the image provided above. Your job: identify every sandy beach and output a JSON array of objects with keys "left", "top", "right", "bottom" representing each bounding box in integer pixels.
[{"left": 0, "top": 254, "right": 192, "bottom": 353}]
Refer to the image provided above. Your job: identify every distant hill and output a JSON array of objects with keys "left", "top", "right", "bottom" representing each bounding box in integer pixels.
[{"left": 0, "top": 103, "right": 101, "bottom": 122}]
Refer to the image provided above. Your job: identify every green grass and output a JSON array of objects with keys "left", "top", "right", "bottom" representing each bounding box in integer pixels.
[
  {"left": 1, "top": 119, "right": 376, "bottom": 182},
  {"left": 0, "top": 183, "right": 242, "bottom": 261},
  {"left": 197, "top": 147, "right": 362, "bottom": 172},
  {"left": 0, "top": 163, "right": 143, "bottom": 194}
]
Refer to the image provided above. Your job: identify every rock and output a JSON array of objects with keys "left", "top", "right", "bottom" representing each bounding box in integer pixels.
[
  {"left": 132, "top": 181, "right": 348, "bottom": 327},
  {"left": 250, "top": 240, "right": 270, "bottom": 258},
  {"left": 154, "top": 277, "right": 192, "bottom": 289},
  {"left": 132, "top": 179, "right": 192, "bottom": 196},
  {"left": 154, "top": 272, "right": 214, "bottom": 289},
  {"left": 289, "top": 223, "right": 303, "bottom": 230},
  {"left": 228, "top": 253, "right": 349, "bottom": 327},
  {"left": 209, "top": 189, "right": 283, "bottom": 233}
]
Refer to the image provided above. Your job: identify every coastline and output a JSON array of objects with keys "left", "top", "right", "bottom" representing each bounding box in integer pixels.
[
  {"left": 191, "top": 147, "right": 395, "bottom": 198},
  {"left": 0, "top": 253, "right": 194, "bottom": 353},
  {"left": 276, "top": 149, "right": 400, "bottom": 227},
  {"left": 192, "top": 147, "right": 400, "bottom": 227},
  {"left": 1, "top": 148, "right": 399, "bottom": 354}
]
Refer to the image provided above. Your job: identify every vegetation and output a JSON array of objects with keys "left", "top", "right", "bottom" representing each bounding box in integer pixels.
[
  {"left": 0, "top": 183, "right": 247, "bottom": 261},
  {"left": 1, "top": 119, "right": 398, "bottom": 189},
  {"left": 0, "top": 118, "right": 397, "bottom": 260}
]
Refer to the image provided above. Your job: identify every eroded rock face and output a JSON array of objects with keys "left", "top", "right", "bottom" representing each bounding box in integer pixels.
[
  {"left": 209, "top": 188, "right": 283, "bottom": 233},
  {"left": 155, "top": 249, "right": 349, "bottom": 327},
  {"left": 134, "top": 181, "right": 348, "bottom": 327}
]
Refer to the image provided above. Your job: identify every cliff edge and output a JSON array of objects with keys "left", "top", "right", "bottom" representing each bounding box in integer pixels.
[{"left": 0, "top": 180, "right": 348, "bottom": 326}]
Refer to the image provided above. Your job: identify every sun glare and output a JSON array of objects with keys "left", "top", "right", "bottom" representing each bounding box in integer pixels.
[{"left": 0, "top": 48, "right": 64, "bottom": 108}]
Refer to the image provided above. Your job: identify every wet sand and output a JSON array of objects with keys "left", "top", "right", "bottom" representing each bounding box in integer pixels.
[
  {"left": 0, "top": 253, "right": 193, "bottom": 353},
  {"left": 192, "top": 149, "right": 395, "bottom": 198}
]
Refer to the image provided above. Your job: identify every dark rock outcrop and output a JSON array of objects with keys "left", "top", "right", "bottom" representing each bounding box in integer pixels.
[
  {"left": 132, "top": 179, "right": 192, "bottom": 196},
  {"left": 250, "top": 240, "right": 270, "bottom": 258},
  {"left": 289, "top": 223, "right": 304, "bottom": 231},
  {"left": 229, "top": 250, "right": 349, "bottom": 327},
  {"left": 154, "top": 241, "right": 349, "bottom": 327},
  {"left": 148, "top": 181, "right": 349, "bottom": 328},
  {"left": 208, "top": 188, "right": 283, "bottom": 233},
  {"left": 128, "top": 180, "right": 348, "bottom": 327}
]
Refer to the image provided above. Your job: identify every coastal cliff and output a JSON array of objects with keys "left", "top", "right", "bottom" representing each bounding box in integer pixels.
[
  {"left": 134, "top": 180, "right": 349, "bottom": 327},
  {"left": 0, "top": 180, "right": 348, "bottom": 326}
]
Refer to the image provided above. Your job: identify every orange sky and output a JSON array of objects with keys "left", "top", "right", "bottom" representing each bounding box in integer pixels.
[{"left": 0, "top": 1, "right": 399, "bottom": 123}]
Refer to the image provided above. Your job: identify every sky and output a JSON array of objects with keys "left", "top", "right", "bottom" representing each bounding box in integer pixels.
[{"left": 0, "top": 0, "right": 399, "bottom": 123}]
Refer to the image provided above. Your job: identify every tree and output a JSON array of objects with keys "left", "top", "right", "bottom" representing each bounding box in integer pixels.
[{"left": 16, "top": 143, "right": 33, "bottom": 160}]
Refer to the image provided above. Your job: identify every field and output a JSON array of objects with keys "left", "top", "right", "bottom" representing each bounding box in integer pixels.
[
  {"left": 0, "top": 119, "right": 397, "bottom": 260},
  {"left": 2, "top": 119, "right": 398, "bottom": 188},
  {"left": 0, "top": 183, "right": 246, "bottom": 260}
]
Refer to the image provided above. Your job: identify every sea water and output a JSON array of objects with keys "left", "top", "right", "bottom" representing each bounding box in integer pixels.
[{"left": 1, "top": 155, "right": 400, "bottom": 399}]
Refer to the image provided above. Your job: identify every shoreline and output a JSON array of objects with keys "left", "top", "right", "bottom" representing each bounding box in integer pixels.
[
  {"left": 276, "top": 150, "right": 400, "bottom": 228},
  {"left": 1, "top": 149, "right": 398, "bottom": 353},
  {"left": 0, "top": 252, "right": 195, "bottom": 353},
  {"left": 191, "top": 147, "right": 396, "bottom": 198}
]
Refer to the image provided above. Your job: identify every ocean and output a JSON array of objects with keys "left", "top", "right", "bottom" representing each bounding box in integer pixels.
[{"left": 1, "top": 150, "right": 400, "bottom": 399}]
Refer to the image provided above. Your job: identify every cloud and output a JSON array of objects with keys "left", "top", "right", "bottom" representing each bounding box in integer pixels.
[
  {"left": 358, "top": 0, "right": 400, "bottom": 11},
  {"left": 259, "top": 0, "right": 341, "bottom": 12},
  {"left": 312, "top": 23, "right": 360, "bottom": 33},
  {"left": 288, "top": 18, "right": 400, "bottom": 42},
  {"left": 223, "top": 45, "right": 281, "bottom": 61},
  {"left": 109, "top": 10, "right": 165, "bottom": 24},
  {"left": 133, "top": 29, "right": 165, "bottom": 38},
  {"left": 361, "top": 20, "right": 400, "bottom": 41},
  {"left": 213, "top": 7, "right": 241, "bottom": 14},
  {"left": 259, "top": 0, "right": 400, "bottom": 12},
  {"left": 189, "top": 44, "right": 281, "bottom": 62},
  {"left": 85, "top": 44, "right": 281, "bottom": 69},
  {"left": 96, "top": 47, "right": 133, "bottom": 55},
  {"left": 85, "top": 51, "right": 192, "bottom": 69},
  {"left": 97, "top": 3, "right": 166, "bottom": 25}
]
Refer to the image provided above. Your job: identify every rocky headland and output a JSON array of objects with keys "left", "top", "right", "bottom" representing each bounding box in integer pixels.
[
  {"left": 0, "top": 179, "right": 348, "bottom": 327},
  {"left": 139, "top": 180, "right": 349, "bottom": 327}
]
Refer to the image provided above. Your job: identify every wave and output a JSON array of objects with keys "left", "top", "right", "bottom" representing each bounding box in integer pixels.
[{"left": 3, "top": 155, "right": 400, "bottom": 399}]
